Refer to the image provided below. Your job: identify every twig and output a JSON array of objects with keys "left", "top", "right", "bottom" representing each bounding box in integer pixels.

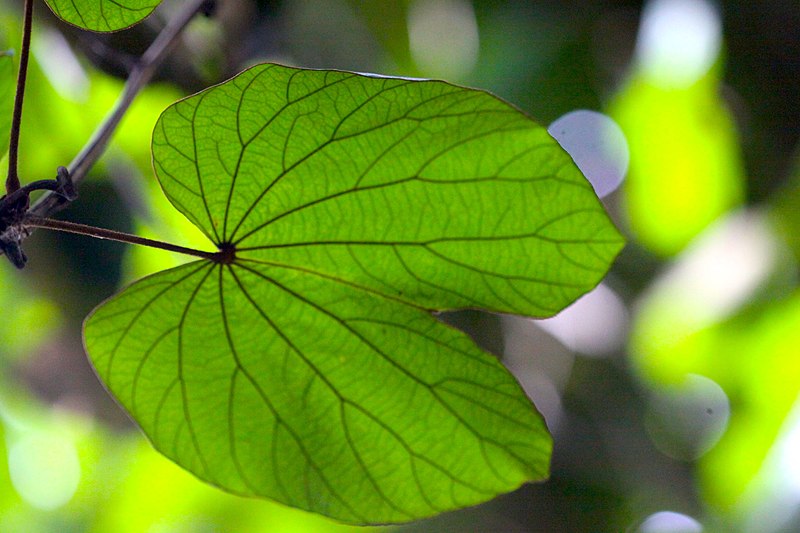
[
  {"left": 29, "top": 0, "right": 213, "bottom": 218},
  {"left": 6, "top": 0, "right": 33, "bottom": 194}
]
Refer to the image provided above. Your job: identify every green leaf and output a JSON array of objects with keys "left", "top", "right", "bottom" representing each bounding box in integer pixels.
[
  {"left": 0, "top": 50, "right": 14, "bottom": 157},
  {"left": 84, "top": 64, "right": 623, "bottom": 523},
  {"left": 44, "top": 0, "right": 160, "bottom": 32}
]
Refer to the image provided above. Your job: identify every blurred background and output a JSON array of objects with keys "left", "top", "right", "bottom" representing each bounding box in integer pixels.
[{"left": 0, "top": 0, "right": 799, "bottom": 531}]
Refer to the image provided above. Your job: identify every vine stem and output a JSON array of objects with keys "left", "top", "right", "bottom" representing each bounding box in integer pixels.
[
  {"left": 6, "top": 0, "right": 33, "bottom": 195},
  {"left": 29, "top": 0, "right": 213, "bottom": 218},
  {"left": 25, "top": 215, "right": 220, "bottom": 262}
]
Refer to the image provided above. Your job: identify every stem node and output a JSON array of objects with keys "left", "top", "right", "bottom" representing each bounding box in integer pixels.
[{"left": 213, "top": 242, "right": 237, "bottom": 265}]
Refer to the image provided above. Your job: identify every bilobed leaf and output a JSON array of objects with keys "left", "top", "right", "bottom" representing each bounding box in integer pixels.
[
  {"left": 44, "top": 0, "right": 160, "bottom": 32},
  {"left": 84, "top": 64, "right": 623, "bottom": 524}
]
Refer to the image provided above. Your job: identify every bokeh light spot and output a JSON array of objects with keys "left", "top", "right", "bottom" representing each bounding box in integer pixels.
[
  {"left": 637, "top": 0, "right": 721, "bottom": 88},
  {"left": 8, "top": 431, "right": 81, "bottom": 510},
  {"left": 535, "top": 283, "right": 628, "bottom": 357},
  {"left": 645, "top": 374, "right": 730, "bottom": 461},
  {"left": 33, "top": 28, "right": 89, "bottom": 102},
  {"left": 548, "top": 110, "right": 629, "bottom": 198},
  {"left": 407, "top": 0, "right": 480, "bottom": 80},
  {"left": 637, "top": 211, "right": 778, "bottom": 340},
  {"left": 637, "top": 511, "right": 703, "bottom": 533}
]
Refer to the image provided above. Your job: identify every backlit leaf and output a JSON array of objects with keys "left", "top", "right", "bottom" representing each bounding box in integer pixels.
[
  {"left": 44, "top": 0, "right": 160, "bottom": 32},
  {"left": 84, "top": 64, "right": 623, "bottom": 523}
]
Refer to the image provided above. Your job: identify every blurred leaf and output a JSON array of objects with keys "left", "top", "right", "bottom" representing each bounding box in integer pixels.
[
  {"left": 629, "top": 212, "right": 800, "bottom": 510},
  {"left": 0, "top": 265, "right": 61, "bottom": 363},
  {"left": 43, "top": 0, "right": 160, "bottom": 32},
  {"left": 91, "top": 437, "right": 367, "bottom": 533},
  {"left": 124, "top": 174, "right": 214, "bottom": 280},
  {"left": 281, "top": 0, "right": 382, "bottom": 73},
  {"left": 648, "top": 293, "right": 800, "bottom": 511},
  {"left": 610, "top": 67, "right": 745, "bottom": 257},
  {"left": 0, "top": 288, "right": 60, "bottom": 359},
  {"left": 0, "top": 412, "right": 15, "bottom": 516},
  {"left": 84, "top": 64, "right": 622, "bottom": 523},
  {"left": 771, "top": 163, "right": 800, "bottom": 263},
  {"left": 704, "top": 296, "right": 800, "bottom": 509},
  {"left": 0, "top": 51, "right": 13, "bottom": 158},
  {"left": 348, "top": 0, "right": 413, "bottom": 71},
  {"left": 16, "top": 52, "right": 177, "bottom": 181},
  {"left": 0, "top": 383, "right": 96, "bottom": 529}
]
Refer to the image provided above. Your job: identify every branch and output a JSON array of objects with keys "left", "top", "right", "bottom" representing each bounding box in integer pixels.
[
  {"left": 6, "top": 0, "right": 33, "bottom": 194},
  {"left": 29, "top": 0, "right": 213, "bottom": 218}
]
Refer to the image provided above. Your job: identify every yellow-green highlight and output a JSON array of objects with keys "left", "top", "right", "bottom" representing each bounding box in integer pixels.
[
  {"left": 610, "top": 67, "right": 745, "bottom": 257},
  {"left": 631, "top": 281, "right": 800, "bottom": 510}
]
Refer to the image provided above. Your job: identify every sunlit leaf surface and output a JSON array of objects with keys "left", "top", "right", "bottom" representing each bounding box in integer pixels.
[
  {"left": 44, "top": 0, "right": 160, "bottom": 32},
  {"left": 84, "top": 64, "right": 622, "bottom": 523}
]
